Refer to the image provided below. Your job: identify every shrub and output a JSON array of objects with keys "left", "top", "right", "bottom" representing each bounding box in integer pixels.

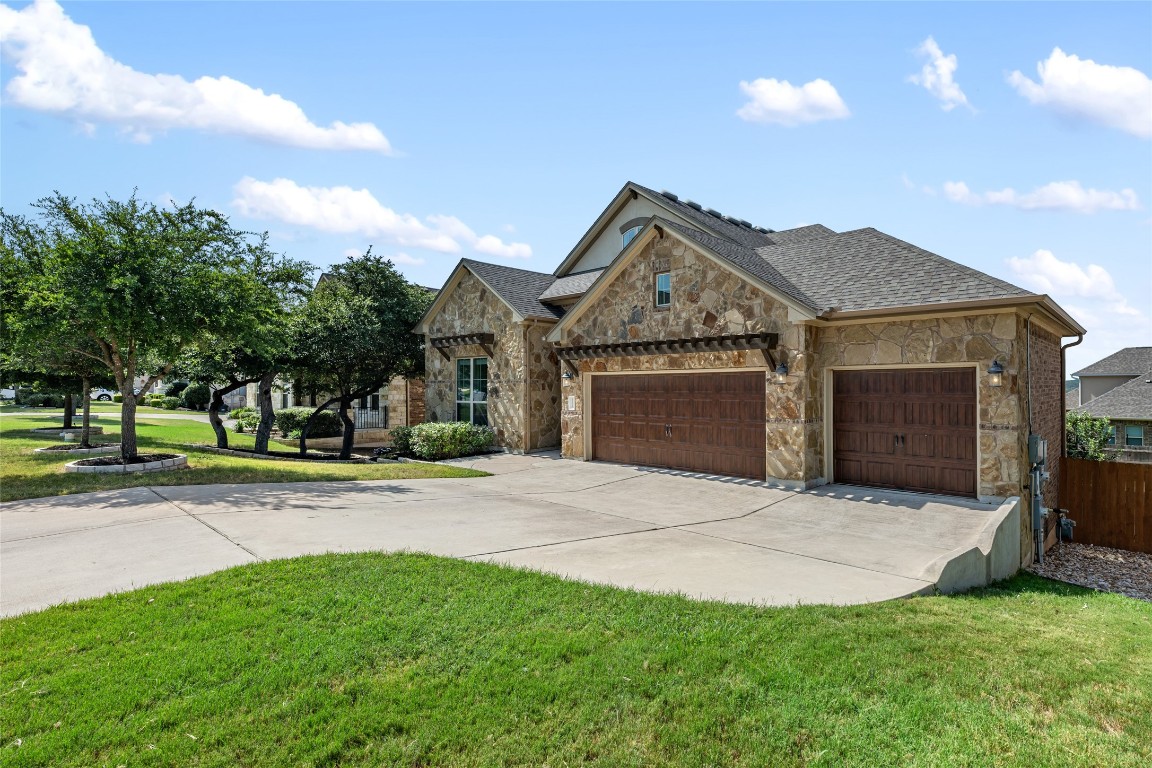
[
  {"left": 390, "top": 425, "right": 414, "bottom": 455},
  {"left": 274, "top": 406, "right": 343, "bottom": 438},
  {"left": 181, "top": 383, "right": 211, "bottom": 411},
  {"left": 17, "top": 392, "right": 64, "bottom": 408},
  {"left": 232, "top": 410, "right": 261, "bottom": 433},
  {"left": 163, "top": 380, "right": 189, "bottom": 397},
  {"left": 409, "top": 421, "right": 494, "bottom": 461},
  {"left": 159, "top": 396, "right": 182, "bottom": 410},
  {"left": 112, "top": 393, "right": 123, "bottom": 403},
  {"left": 227, "top": 406, "right": 257, "bottom": 420}
]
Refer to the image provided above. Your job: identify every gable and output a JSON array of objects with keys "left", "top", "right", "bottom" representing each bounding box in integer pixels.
[{"left": 566, "top": 195, "right": 694, "bottom": 274}]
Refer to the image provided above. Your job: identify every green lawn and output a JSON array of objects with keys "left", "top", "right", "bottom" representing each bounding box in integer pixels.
[
  {"left": 0, "top": 402, "right": 173, "bottom": 414},
  {"left": 0, "top": 414, "right": 485, "bottom": 502},
  {"left": 1, "top": 555, "right": 1148, "bottom": 767}
]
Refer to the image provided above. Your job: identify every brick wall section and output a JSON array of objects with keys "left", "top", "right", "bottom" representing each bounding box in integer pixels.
[
  {"left": 406, "top": 378, "right": 427, "bottom": 425},
  {"left": 1026, "top": 322, "right": 1063, "bottom": 511}
]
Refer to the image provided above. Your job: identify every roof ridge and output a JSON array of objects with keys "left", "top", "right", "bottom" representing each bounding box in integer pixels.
[
  {"left": 861, "top": 228, "right": 1031, "bottom": 296},
  {"left": 461, "top": 257, "right": 555, "bottom": 279}
]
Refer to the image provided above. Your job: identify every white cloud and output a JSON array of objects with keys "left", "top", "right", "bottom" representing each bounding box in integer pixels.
[
  {"left": 342, "top": 247, "right": 424, "bottom": 266},
  {"left": 1007, "top": 250, "right": 1140, "bottom": 316},
  {"left": 0, "top": 0, "right": 391, "bottom": 151},
  {"left": 940, "top": 180, "right": 1140, "bottom": 214},
  {"left": 233, "top": 177, "right": 531, "bottom": 258},
  {"left": 1008, "top": 48, "right": 1152, "bottom": 139},
  {"left": 908, "top": 36, "right": 972, "bottom": 111},
  {"left": 736, "top": 77, "right": 850, "bottom": 125}
]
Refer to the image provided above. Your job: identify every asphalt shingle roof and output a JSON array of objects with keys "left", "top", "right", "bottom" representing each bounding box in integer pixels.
[
  {"left": 538, "top": 269, "right": 604, "bottom": 301},
  {"left": 762, "top": 224, "right": 835, "bottom": 246},
  {"left": 1076, "top": 371, "right": 1152, "bottom": 421},
  {"left": 1073, "top": 347, "right": 1152, "bottom": 377},
  {"left": 631, "top": 183, "right": 777, "bottom": 249},
  {"left": 753, "top": 228, "right": 1032, "bottom": 313},
  {"left": 461, "top": 259, "right": 564, "bottom": 320}
]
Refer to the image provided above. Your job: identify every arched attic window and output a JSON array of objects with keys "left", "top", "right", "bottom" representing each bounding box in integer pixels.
[{"left": 619, "top": 217, "right": 648, "bottom": 249}]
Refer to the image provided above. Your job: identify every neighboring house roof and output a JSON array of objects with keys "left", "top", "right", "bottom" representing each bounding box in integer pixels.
[
  {"left": 1066, "top": 381, "right": 1080, "bottom": 411},
  {"left": 459, "top": 259, "right": 564, "bottom": 321},
  {"left": 755, "top": 228, "right": 1033, "bottom": 314},
  {"left": 1075, "top": 371, "right": 1152, "bottom": 421},
  {"left": 1073, "top": 347, "right": 1152, "bottom": 377},
  {"left": 538, "top": 269, "right": 604, "bottom": 301}
]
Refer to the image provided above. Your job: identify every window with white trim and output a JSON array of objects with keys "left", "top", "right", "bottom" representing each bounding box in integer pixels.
[
  {"left": 456, "top": 357, "right": 489, "bottom": 426},
  {"left": 655, "top": 272, "right": 671, "bottom": 308}
]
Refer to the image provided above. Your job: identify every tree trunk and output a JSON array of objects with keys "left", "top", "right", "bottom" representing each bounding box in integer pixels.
[
  {"left": 80, "top": 377, "right": 92, "bottom": 448},
  {"left": 63, "top": 392, "right": 75, "bottom": 429},
  {"left": 120, "top": 386, "right": 138, "bottom": 460},
  {"left": 299, "top": 398, "right": 340, "bottom": 456},
  {"left": 208, "top": 389, "right": 229, "bottom": 449},
  {"left": 253, "top": 371, "right": 276, "bottom": 455},
  {"left": 338, "top": 397, "right": 356, "bottom": 460}
]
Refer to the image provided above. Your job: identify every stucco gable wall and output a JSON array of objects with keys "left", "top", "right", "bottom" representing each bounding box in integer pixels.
[{"left": 424, "top": 270, "right": 527, "bottom": 451}]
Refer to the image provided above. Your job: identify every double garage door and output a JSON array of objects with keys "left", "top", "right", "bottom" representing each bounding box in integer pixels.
[
  {"left": 591, "top": 372, "right": 766, "bottom": 481},
  {"left": 588, "top": 367, "right": 977, "bottom": 497},
  {"left": 832, "top": 368, "right": 977, "bottom": 497}
]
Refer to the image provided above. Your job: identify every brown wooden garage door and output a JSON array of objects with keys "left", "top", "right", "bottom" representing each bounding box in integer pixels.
[
  {"left": 591, "top": 372, "right": 766, "bottom": 480},
  {"left": 833, "top": 368, "right": 977, "bottom": 497}
]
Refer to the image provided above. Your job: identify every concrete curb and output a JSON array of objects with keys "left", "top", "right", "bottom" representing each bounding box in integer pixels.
[
  {"left": 918, "top": 497, "right": 1022, "bottom": 594},
  {"left": 64, "top": 454, "right": 189, "bottom": 474}
]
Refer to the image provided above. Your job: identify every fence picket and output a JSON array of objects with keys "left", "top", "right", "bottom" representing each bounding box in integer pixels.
[{"left": 1059, "top": 457, "right": 1152, "bottom": 554}]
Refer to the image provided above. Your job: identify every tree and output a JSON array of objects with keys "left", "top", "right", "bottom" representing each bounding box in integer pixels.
[
  {"left": 1066, "top": 411, "right": 1115, "bottom": 461},
  {"left": 1, "top": 340, "right": 115, "bottom": 447},
  {"left": 1, "top": 193, "right": 283, "bottom": 460},
  {"left": 289, "top": 252, "right": 431, "bottom": 459}
]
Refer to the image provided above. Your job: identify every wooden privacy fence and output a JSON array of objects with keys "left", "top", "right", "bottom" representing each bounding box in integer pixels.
[{"left": 1059, "top": 457, "right": 1152, "bottom": 554}]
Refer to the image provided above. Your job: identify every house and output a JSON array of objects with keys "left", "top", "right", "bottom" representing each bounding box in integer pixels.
[
  {"left": 416, "top": 182, "right": 1084, "bottom": 561},
  {"left": 1071, "top": 347, "right": 1152, "bottom": 406},
  {"left": 1073, "top": 369, "right": 1152, "bottom": 463}
]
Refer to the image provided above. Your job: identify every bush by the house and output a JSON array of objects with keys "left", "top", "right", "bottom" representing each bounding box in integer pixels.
[
  {"left": 274, "top": 406, "right": 343, "bottom": 438},
  {"left": 112, "top": 393, "right": 123, "bottom": 403},
  {"left": 181, "top": 383, "right": 211, "bottom": 411},
  {"left": 159, "top": 396, "right": 182, "bottom": 410},
  {"left": 1066, "top": 411, "right": 1115, "bottom": 461},
  {"left": 409, "top": 421, "right": 494, "bottom": 460},
  {"left": 390, "top": 425, "right": 414, "bottom": 455},
  {"left": 163, "top": 381, "right": 189, "bottom": 398},
  {"left": 16, "top": 392, "right": 65, "bottom": 408},
  {"left": 227, "top": 406, "right": 256, "bottom": 420},
  {"left": 231, "top": 409, "right": 261, "bottom": 433},
  {"left": 146, "top": 393, "right": 166, "bottom": 406}
]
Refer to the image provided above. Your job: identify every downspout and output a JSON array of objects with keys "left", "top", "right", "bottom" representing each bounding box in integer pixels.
[{"left": 1060, "top": 334, "right": 1084, "bottom": 457}]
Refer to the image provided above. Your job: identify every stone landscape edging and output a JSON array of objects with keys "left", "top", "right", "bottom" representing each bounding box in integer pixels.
[
  {"left": 64, "top": 454, "right": 188, "bottom": 474},
  {"left": 33, "top": 444, "right": 120, "bottom": 455},
  {"left": 30, "top": 426, "right": 105, "bottom": 436},
  {"left": 188, "top": 444, "right": 373, "bottom": 464}
]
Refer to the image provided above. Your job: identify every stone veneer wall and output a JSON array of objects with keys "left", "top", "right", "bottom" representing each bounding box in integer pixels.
[
  {"left": 559, "top": 236, "right": 810, "bottom": 481},
  {"left": 424, "top": 271, "right": 528, "bottom": 451},
  {"left": 526, "top": 323, "right": 562, "bottom": 450}
]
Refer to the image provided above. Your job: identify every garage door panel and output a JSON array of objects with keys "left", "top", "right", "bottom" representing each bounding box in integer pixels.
[
  {"left": 591, "top": 372, "right": 766, "bottom": 481},
  {"left": 834, "top": 369, "right": 976, "bottom": 498}
]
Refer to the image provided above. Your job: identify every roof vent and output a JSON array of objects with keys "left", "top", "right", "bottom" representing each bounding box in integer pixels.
[
  {"left": 739, "top": 219, "right": 752, "bottom": 228},
  {"left": 723, "top": 215, "right": 742, "bottom": 225},
  {"left": 705, "top": 208, "right": 722, "bottom": 218},
  {"left": 685, "top": 200, "right": 702, "bottom": 211},
  {"left": 659, "top": 190, "right": 678, "bottom": 202},
  {"left": 754, "top": 226, "right": 770, "bottom": 233}
]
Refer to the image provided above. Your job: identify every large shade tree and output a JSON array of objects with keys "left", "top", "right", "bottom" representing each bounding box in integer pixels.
[
  {"left": 1, "top": 193, "right": 286, "bottom": 460},
  {"left": 289, "top": 251, "right": 432, "bottom": 459}
]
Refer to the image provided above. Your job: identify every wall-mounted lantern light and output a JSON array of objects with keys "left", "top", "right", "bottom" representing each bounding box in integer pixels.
[
  {"left": 774, "top": 361, "right": 789, "bottom": 385},
  {"left": 988, "top": 360, "right": 1004, "bottom": 387},
  {"left": 561, "top": 370, "right": 574, "bottom": 380}
]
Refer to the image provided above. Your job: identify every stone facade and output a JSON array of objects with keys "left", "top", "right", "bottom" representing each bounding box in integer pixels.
[{"left": 424, "top": 270, "right": 560, "bottom": 452}]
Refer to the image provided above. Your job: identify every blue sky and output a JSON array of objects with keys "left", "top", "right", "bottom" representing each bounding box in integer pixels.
[{"left": 2, "top": 0, "right": 1149, "bottom": 374}]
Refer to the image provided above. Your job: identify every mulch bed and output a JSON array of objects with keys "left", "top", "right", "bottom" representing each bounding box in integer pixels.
[
  {"left": 219, "top": 447, "right": 375, "bottom": 462},
  {"left": 1029, "top": 542, "right": 1152, "bottom": 602},
  {"left": 39, "top": 443, "right": 121, "bottom": 452},
  {"left": 78, "top": 453, "right": 183, "bottom": 467}
]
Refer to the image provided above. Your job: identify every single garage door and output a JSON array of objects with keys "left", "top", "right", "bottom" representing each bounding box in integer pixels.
[
  {"left": 833, "top": 368, "right": 977, "bottom": 497},
  {"left": 591, "top": 372, "right": 766, "bottom": 480}
]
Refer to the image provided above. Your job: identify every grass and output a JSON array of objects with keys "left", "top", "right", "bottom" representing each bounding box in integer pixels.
[
  {"left": 0, "top": 555, "right": 1148, "bottom": 767},
  {"left": 0, "top": 402, "right": 172, "bottom": 414},
  {"left": 0, "top": 413, "right": 486, "bottom": 502}
]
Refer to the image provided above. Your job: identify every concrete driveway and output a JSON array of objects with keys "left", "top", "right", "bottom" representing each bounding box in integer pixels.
[{"left": 0, "top": 452, "right": 1019, "bottom": 616}]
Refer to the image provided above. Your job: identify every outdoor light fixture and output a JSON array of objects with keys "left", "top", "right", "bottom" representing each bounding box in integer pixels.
[
  {"left": 774, "top": 361, "right": 789, "bottom": 385},
  {"left": 561, "top": 370, "right": 574, "bottom": 380},
  {"left": 988, "top": 360, "right": 1004, "bottom": 387}
]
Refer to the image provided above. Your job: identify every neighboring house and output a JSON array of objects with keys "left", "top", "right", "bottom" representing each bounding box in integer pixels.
[
  {"left": 1073, "top": 370, "right": 1152, "bottom": 463},
  {"left": 246, "top": 377, "right": 426, "bottom": 439},
  {"left": 417, "top": 181, "right": 1084, "bottom": 563},
  {"left": 1065, "top": 380, "right": 1080, "bottom": 411},
  {"left": 1071, "top": 347, "right": 1152, "bottom": 406}
]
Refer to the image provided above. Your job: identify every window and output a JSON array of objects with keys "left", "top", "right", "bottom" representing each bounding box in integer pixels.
[
  {"left": 655, "top": 272, "right": 671, "bottom": 308},
  {"left": 1107, "top": 426, "right": 1117, "bottom": 445},
  {"left": 1125, "top": 425, "right": 1144, "bottom": 447},
  {"left": 280, "top": 392, "right": 289, "bottom": 409},
  {"left": 371, "top": 393, "right": 380, "bottom": 411},
  {"left": 622, "top": 225, "right": 643, "bottom": 249},
  {"left": 456, "top": 357, "right": 489, "bottom": 426}
]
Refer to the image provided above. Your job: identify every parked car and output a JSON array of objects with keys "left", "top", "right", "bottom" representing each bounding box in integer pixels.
[{"left": 91, "top": 388, "right": 116, "bottom": 401}]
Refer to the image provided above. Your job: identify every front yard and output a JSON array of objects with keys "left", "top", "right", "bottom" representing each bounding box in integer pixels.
[
  {"left": 0, "top": 414, "right": 485, "bottom": 502},
  {"left": 1, "top": 554, "right": 1149, "bottom": 767}
]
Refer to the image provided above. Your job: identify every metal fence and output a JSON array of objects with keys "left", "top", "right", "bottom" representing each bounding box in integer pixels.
[{"left": 349, "top": 405, "right": 388, "bottom": 430}]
